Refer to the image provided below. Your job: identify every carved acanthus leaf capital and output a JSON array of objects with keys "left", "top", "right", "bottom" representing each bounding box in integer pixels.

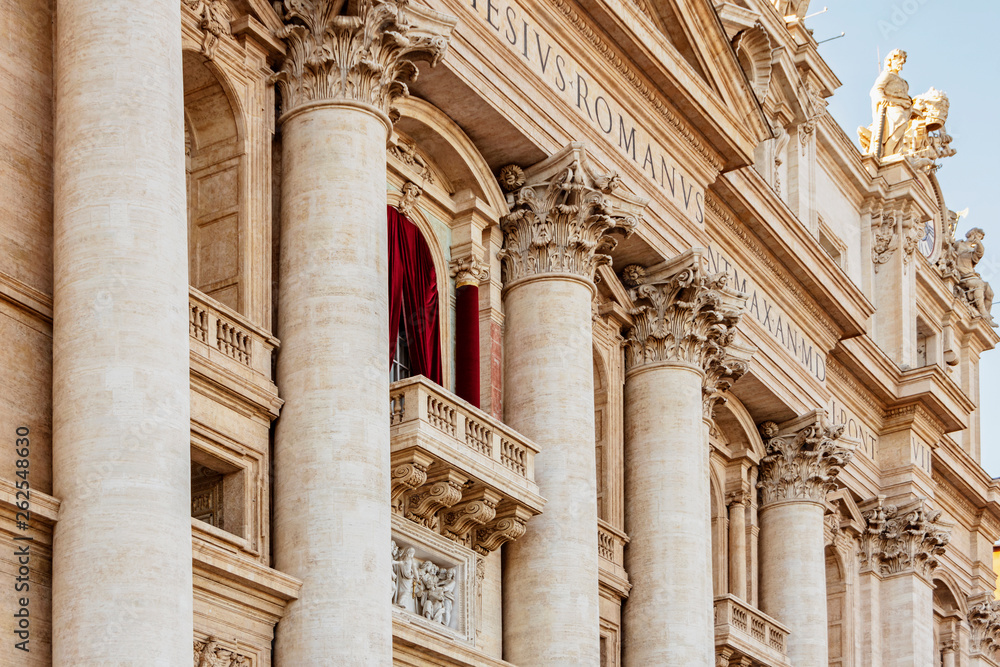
[
  {"left": 969, "top": 595, "right": 1000, "bottom": 657},
  {"left": 757, "top": 410, "right": 852, "bottom": 506},
  {"left": 623, "top": 249, "right": 748, "bottom": 373},
  {"left": 272, "top": 0, "right": 455, "bottom": 120},
  {"left": 450, "top": 255, "right": 490, "bottom": 287},
  {"left": 498, "top": 144, "right": 647, "bottom": 285},
  {"left": 858, "top": 496, "right": 950, "bottom": 579},
  {"left": 703, "top": 346, "right": 752, "bottom": 419}
]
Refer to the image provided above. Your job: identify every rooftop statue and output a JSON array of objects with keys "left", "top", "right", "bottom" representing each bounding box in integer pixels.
[
  {"left": 953, "top": 228, "right": 997, "bottom": 326},
  {"left": 858, "top": 50, "right": 955, "bottom": 166}
]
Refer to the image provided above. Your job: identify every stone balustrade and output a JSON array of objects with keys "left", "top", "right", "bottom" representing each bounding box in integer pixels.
[
  {"left": 389, "top": 376, "right": 545, "bottom": 555},
  {"left": 598, "top": 519, "right": 631, "bottom": 598},
  {"left": 188, "top": 288, "right": 281, "bottom": 420},
  {"left": 714, "top": 595, "right": 792, "bottom": 667}
]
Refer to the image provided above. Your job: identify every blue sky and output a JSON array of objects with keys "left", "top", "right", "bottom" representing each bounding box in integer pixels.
[{"left": 810, "top": 1, "right": 1000, "bottom": 475}]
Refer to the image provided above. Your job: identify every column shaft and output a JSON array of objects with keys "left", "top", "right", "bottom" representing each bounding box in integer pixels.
[
  {"left": 273, "top": 105, "right": 392, "bottom": 663},
  {"left": 728, "top": 499, "right": 748, "bottom": 599},
  {"left": 880, "top": 575, "right": 934, "bottom": 667},
  {"left": 455, "top": 283, "right": 481, "bottom": 407},
  {"left": 759, "top": 501, "right": 828, "bottom": 666},
  {"left": 502, "top": 276, "right": 600, "bottom": 665},
  {"left": 52, "top": 0, "right": 192, "bottom": 661},
  {"left": 623, "top": 362, "right": 713, "bottom": 666}
]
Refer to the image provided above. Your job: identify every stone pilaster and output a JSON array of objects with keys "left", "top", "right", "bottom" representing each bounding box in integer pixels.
[
  {"left": 757, "top": 411, "right": 852, "bottom": 667},
  {"left": 501, "top": 144, "right": 645, "bottom": 666},
  {"left": 860, "top": 497, "right": 950, "bottom": 667},
  {"left": 52, "top": 0, "right": 192, "bottom": 662},
  {"left": 621, "top": 249, "right": 746, "bottom": 667},
  {"left": 270, "top": 2, "right": 454, "bottom": 663}
]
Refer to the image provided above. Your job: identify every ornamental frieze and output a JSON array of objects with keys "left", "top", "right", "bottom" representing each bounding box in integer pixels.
[
  {"left": 757, "top": 410, "right": 852, "bottom": 506},
  {"left": 272, "top": 0, "right": 455, "bottom": 119},
  {"left": 858, "top": 496, "right": 950, "bottom": 579},
  {"left": 620, "top": 249, "right": 747, "bottom": 375},
  {"left": 497, "top": 144, "right": 646, "bottom": 285}
]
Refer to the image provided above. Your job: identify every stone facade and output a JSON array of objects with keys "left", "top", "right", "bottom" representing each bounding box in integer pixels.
[{"left": 1, "top": 0, "right": 998, "bottom": 665}]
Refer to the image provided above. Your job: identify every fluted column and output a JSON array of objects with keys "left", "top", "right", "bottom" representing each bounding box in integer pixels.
[
  {"left": 859, "top": 497, "right": 950, "bottom": 667},
  {"left": 727, "top": 492, "right": 748, "bottom": 599},
  {"left": 52, "top": 0, "right": 191, "bottom": 662},
  {"left": 500, "top": 146, "right": 645, "bottom": 665},
  {"left": 620, "top": 251, "right": 747, "bottom": 667},
  {"left": 757, "top": 411, "right": 853, "bottom": 667},
  {"left": 270, "top": 2, "right": 453, "bottom": 663}
]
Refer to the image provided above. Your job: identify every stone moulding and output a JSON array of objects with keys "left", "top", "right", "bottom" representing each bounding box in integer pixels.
[
  {"left": 271, "top": 0, "right": 456, "bottom": 121},
  {"left": 497, "top": 143, "right": 647, "bottom": 287},
  {"left": 757, "top": 410, "right": 852, "bottom": 506}
]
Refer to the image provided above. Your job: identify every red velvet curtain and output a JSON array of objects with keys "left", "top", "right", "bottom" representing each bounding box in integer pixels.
[{"left": 388, "top": 206, "right": 442, "bottom": 385}]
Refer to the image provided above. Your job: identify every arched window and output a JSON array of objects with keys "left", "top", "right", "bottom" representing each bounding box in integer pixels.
[{"left": 388, "top": 206, "right": 442, "bottom": 385}]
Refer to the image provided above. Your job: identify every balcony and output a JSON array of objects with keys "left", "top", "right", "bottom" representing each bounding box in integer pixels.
[
  {"left": 389, "top": 376, "right": 545, "bottom": 555},
  {"left": 598, "top": 519, "right": 631, "bottom": 598},
  {"left": 188, "top": 287, "right": 281, "bottom": 418},
  {"left": 714, "top": 595, "right": 791, "bottom": 667}
]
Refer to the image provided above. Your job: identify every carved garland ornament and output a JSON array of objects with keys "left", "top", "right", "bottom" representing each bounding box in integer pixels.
[
  {"left": 621, "top": 258, "right": 747, "bottom": 378},
  {"left": 859, "top": 497, "right": 950, "bottom": 579},
  {"left": 757, "top": 413, "right": 852, "bottom": 506},
  {"left": 272, "top": 0, "right": 452, "bottom": 119},
  {"left": 498, "top": 149, "right": 643, "bottom": 284}
]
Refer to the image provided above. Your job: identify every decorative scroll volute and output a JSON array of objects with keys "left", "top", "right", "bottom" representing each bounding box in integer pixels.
[
  {"left": 757, "top": 410, "right": 853, "bottom": 506},
  {"left": 497, "top": 144, "right": 647, "bottom": 286},
  {"left": 969, "top": 595, "right": 1000, "bottom": 657},
  {"left": 859, "top": 496, "right": 950, "bottom": 580},
  {"left": 621, "top": 249, "right": 747, "bottom": 375},
  {"left": 272, "top": 0, "right": 455, "bottom": 119}
]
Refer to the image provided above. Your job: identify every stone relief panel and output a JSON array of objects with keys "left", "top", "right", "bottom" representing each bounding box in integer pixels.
[{"left": 391, "top": 515, "right": 477, "bottom": 643}]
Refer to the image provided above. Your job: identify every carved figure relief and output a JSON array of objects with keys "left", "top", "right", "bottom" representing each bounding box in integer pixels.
[
  {"left": 391, "top": 540, "right": 460, "bottom": 629},
  {"left": 953, "top": 228, "right": 996, "bottom": 325},
  {"left": 388, "top": 140, "right": 436, "bottom": 184},
  {"left": 193, "top": 637, "right": 252, "bottom": 667}
]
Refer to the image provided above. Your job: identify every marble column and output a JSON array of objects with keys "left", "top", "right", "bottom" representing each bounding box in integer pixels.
[
  {"left": 500, "top": 146, "right": 646, "bottom": 665},
  {"left": 727, "top": 492, "right": 748, "bottom": 599},
  {"left": 52, "top": 0, "right": 191, "bottom": 662},
  {"left": 270, "top": 2, "right": 453, "bottom": 663},
  {"left": 620, "top": 251, "right": 747, "bottom": 667},
  {"left": 859, "top": 497, "right": 950, "bottom": 667},
  {"left": 757, "top": 411, "right": 853, "bottom": 667}
]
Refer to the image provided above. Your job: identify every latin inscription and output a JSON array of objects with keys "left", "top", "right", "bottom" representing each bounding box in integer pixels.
[
  {"left": 706, "top": 246, "right": 826, "bottom": 382},
  {"left": 827, "top": 399, "right": 878, "bottom": 461},
  {"left": 465, "top": 0, "right": 706, "bottom": 224}
]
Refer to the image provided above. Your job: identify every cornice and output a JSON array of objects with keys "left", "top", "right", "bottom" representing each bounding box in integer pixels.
[
  {"left": 712, "top": 168, "right": 875, "bottom": 339},
  {"left": 704, "top": 193, "right": 839, "bottom": 342},
  {"left": 548, "top": 0, "right": 729, "bottom": 172}
]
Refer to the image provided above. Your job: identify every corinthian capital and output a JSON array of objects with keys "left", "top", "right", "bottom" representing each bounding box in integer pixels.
[
  {"left": 859, "top": 496, "right": 950, "bottom": 579},
  {"left": 757, "top": 410, "right": 852, "bottom": 506},
  {"left": 497, "top": 144, "right": 647, "bottom": 286},
  {"left": 272, "top": 0, "right": 455, "bottom": 120},
  {"left": 622, "top": 249, "right": 747, "bottom": 373}
]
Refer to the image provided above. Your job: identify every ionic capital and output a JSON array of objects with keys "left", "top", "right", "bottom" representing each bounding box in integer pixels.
[
  {"left": 497, "top": 144, "right": 647, "bottom": 286},
  {"left": 757, "top": 410, "right": 853, "bottom": 506},
  {"left": 622, "top": 249, "right": 747, "bottom": 373},
  {"left": 859, "top": 496, "right": 950, "bottom": 580},
  {"left": 450, "top": 255, "right": 490, "bottom": 287},
  {"left": 272, "top": 0, "right": 455, "bottom": 122}
]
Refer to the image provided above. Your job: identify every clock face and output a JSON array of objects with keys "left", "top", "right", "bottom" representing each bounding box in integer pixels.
[{"left": 919, "top": 219, "right": 935, "bottom": 258}]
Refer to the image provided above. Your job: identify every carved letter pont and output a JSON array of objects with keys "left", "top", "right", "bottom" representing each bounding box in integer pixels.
[
  {"left": 757, "top": 411, "right": 853, "bottom": 506},
  {"left": 272, "top": 0, "right": 455, "bottom": 119},
  {"left": 498, "top": 144, "right": 647, "bottom": 285}
]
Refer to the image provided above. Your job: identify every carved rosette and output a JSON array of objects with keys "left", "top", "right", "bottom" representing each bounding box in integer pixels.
[
  {"left": 498, "top": 146, "right": 645, "bottom": 285},
  {"left": 858, "top": 497, "right": 950, "bottom": 580},
  {"left": 757, "top": 411, "right": 852, "bottom": 506},
  {"left": 272, "top": 0, "right": 454, "bottom": 119},
  {"left": 622, "top": 252, "right": 747, "bottom": 380}
]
